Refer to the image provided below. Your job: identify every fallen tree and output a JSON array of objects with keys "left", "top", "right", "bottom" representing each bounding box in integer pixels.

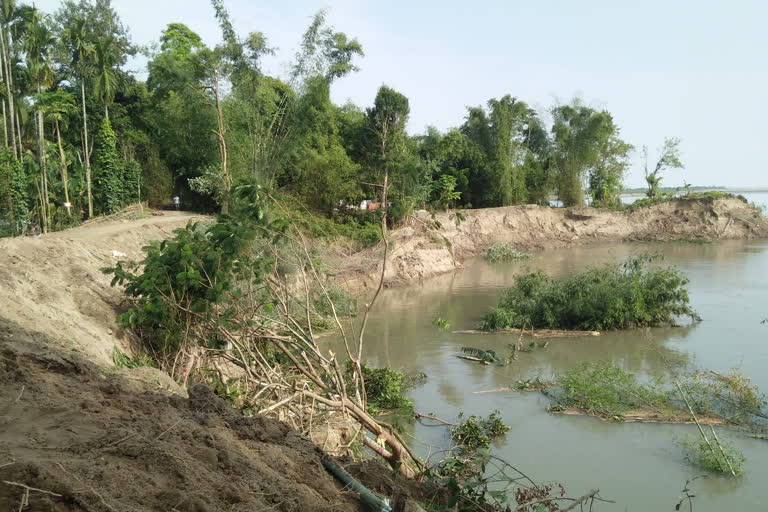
[{"left": 105, "top": 184, "right": 420, "bottom": 477}]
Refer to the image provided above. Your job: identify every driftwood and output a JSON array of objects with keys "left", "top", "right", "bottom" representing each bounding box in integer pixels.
[{"left": 452, "top": 329, "right": 600, "bottom": 338}]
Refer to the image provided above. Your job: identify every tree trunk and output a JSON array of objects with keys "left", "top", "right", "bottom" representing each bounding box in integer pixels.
[
  {"left": 14, "top": 106, "right": 21, "bottom": 157},
  {"left": 81, "top": 80, "right": 92, "bottom": 218},
  {"left": 0, "top": 29, "right": 16, "bottom": 159},
  {"left": 55, "top": 119, "right": 70, "bottom": 216},
  {"left": 2, "top": 100, "right": 7, "bottom": 149},
  {"left": 212, "top": 73, "right": 230, "bottom": 213},
  {"left": 36, "top": 83, "right": 49, "bottom": 232}
]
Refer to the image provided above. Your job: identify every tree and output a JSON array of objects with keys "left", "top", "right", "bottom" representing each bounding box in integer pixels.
[
  {"left": 366, "top": 85, "right": 410, "bottom": 203},
  {"left": 644, "top": 137, "right": 684, "bottom": 199},
  {"left": 61, "top": 15, "right": 94, "bottom": 216},
  {"left": 38, "top": 90, "right": 77, "bottom": 216},
  {"left": 93, "top": 35, "right": 119, "bottom": 118},
  {"left": 551, "top": 101, "right": 619, "bottom": 207},
  {"left": 0, "top": 147, "right": 28, "bottom": 233},
  {"left": 94, "top": 116, "right": 119, "bottom": 213},
  {"left": 588, "top": 134, "right": 633, "bottom": 207},
  {"left": 24, "top": 7, "right": 56, "bottom": 232}
]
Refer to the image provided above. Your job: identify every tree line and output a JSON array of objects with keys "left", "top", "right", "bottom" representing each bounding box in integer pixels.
[{"left": 0, "top": 0, "right": 683, "bottom": 236}]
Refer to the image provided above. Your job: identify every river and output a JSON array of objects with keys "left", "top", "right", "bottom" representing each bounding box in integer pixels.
[{"left": 328, "top": 192, "right": 768, "bottom": 511}]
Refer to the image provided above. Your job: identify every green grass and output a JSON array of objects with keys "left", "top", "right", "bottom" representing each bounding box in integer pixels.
[
  {"left": 481, "top": 254, "right": 701, "bottom": 331},
  {"left": 112, "top": 346, "right": 156, "bottom": 369}
]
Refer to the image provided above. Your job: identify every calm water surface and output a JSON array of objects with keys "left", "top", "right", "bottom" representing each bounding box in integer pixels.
[{"left": 327, "top": 199, "right": 768, "bottom": 510}]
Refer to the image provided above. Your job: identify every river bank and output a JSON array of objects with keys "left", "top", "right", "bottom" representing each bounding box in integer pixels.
[{"left": 336, "top": 195, "right": 768, "bottom": 290}]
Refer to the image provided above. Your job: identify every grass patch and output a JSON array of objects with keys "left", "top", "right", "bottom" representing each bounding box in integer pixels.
[
  {"left": 482, "top": 254, "right": 701, "bottom": 331},
  {"left": 112, "top": 346, "right": 156, "bottom": 369},
  {"left": 677, "top": 434, "right": 745, "bottom": 476},
  {"left": 485, "top": 243, "right": 532, "bottom": 263}
]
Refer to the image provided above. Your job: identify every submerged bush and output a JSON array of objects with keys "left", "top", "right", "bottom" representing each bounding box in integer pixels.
[
  {"left": 677, "top": 434, "right": 745, "bottom": 476},
  {"left": 485, "top": 243, "right": 532, "bottom": 263},
  {"left": 482, "top": 254, "right": 701, "bottom": 331},
  {"left": 555, "top": 361, "right": 668, "bottom": 415},
  {"left": 450, "top": 410, "right": 510, "bottom": 450}
]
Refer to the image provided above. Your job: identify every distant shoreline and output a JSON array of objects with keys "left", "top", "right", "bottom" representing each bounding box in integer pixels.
[{"left": 621, "top": 187, "right": 768, "bottom": 198}]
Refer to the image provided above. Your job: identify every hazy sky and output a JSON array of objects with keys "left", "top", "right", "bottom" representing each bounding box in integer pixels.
[{"left": 36, "top": 0, "right": 768, "bottom": 188}]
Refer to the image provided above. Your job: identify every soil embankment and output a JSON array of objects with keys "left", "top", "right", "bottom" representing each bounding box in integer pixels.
[
  {"left": 0, "top": 319, "right": 420, "bottom": 511},
  {"left": 339, "top": 196, "right": 768, "bottom": 288},
  {"left": 0, "top": 209, "right": 207, "bottom": 366}
]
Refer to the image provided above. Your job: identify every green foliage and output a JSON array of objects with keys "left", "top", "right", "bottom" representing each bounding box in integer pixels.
[
  {"left": 94, "top": 117, "right": 121, "bottom": 214},
  {"left": 432, "top": 315, "right": 450, "bottom": 329},
  {"left": 450, "top": 410, "right": 510, "bottom": 450},
  {"left": 103, "top": 184, "right": 273, "bottom": 353},
  {"left": 644, "top": 138, "right": 684, "bottom": 199},
  {"left": 555, "top": 361, "right": 668, "bottom": 415},
  {"left": 481, "top": 254, "right": 701, "bottom": 331},
  {"left": 0, "top": 149, "right": 30, "bottom": 235},
  {"left": 346, "top": 361, "right": 413, "bottom": 414},
  {"left": 676, "top": 434, "right": 745, "bottom": 476},
  {"left": 680, "top": 369, "right": 767, "bottom": 427},
  {"left": 112, "top": 346, "right": 155, "bottom": 369},
  {"left": 552, "top": 101, "right": 623, "bottom": 207},
  {"left": 459, "top": 347, "right": 500, "bottom": 364},
  {"left": 484, "top": 243, "right": 532, "bottom": 263}
]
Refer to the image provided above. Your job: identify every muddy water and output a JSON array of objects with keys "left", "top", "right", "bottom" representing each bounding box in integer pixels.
[{"left": 328, "top": 228, "right": 768, "bottom": 510}]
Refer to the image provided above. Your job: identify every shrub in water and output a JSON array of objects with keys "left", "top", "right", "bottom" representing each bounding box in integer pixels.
[
  {"left": 677, "top": 434, "right": 745, "bottom": 476},
  {"left": 482, "top": 254, "right": 701, "bottom": 331},
  {"left": 450, "top": 410, "right": 510, "bottom": 450},
  {"left": 485, "top": 243, "right": 532, "bottom": 263},
  {"left": 555, "top": 361, "right": 667, "bottom": 415}
]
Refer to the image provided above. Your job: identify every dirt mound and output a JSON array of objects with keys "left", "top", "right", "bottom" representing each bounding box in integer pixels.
[
  {"left": 340, "top": 196, "right": 768, "bottom": 288},
  {"left": 0, "top": 209, "right": 207, "bottom": 366},
  {"left": 0, "top": 319, "right": 412, "bottom": 511}
]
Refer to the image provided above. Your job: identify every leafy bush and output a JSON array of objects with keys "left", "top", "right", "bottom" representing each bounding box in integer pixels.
[
  {"left": 104, "top": 185, "right": 275, "bottom": 354},
  {"left": 555, "top": 361, "right": 667, "bottom": 415},
  {"left": 680, "top": 369, "right": 767, "bottom": 427},
  {"left": 345, "top": 361, "right": 413, "bottom": 414},
  {"left": 485, "top": 243, "right": 532, "bottom": 263},
  {"left": 450, "top": 410, "right": 510, "bottom": 450},
  {"left": 432, "top": 315, "right": 450, "bottom": 329},
  {"left": 677, "top": 434, "right": 745, "bottom": 476},
  {"left": 482, "top": 254, "right": 701, "bottom": 331}
]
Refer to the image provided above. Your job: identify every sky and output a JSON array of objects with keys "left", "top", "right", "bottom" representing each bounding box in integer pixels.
[{"left": 35, "top": 0, "right": 768, "bottom": 188}]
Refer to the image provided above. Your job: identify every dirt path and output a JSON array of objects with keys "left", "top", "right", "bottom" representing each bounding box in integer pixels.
[{"left": 0, "top": 209, "right": 206, "bottom": 366}]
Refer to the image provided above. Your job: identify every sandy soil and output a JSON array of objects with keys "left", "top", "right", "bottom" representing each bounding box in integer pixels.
[
  {"left": 337, "top": 196, "right": 768, "bottom": 289},
  {"left": 0, "top": 319, "right": 430, "bottom": 511},
  {"left": 0, "top": 209, "right": 208, "bottom": 366}
]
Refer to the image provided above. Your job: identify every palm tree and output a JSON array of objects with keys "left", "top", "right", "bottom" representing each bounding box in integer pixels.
[
  {"left": 63, "top": 16, "right": 94, "bottom": 217},
  {"left": 24, "top": 8, "right": 55, "bottom": 232},
  {"left": 38, "top": 90, "right": 76, "bottom": 216},
  {"left": 93, "top": 36, "right": 119, "bottom": 119},
  {"left": 0, "top": 0, "right": 19, "bottom": 159}
]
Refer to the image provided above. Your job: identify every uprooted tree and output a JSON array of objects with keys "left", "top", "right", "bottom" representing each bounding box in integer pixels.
[{"left": 105, "top": 183, "right": 420, "bottom": 477}]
